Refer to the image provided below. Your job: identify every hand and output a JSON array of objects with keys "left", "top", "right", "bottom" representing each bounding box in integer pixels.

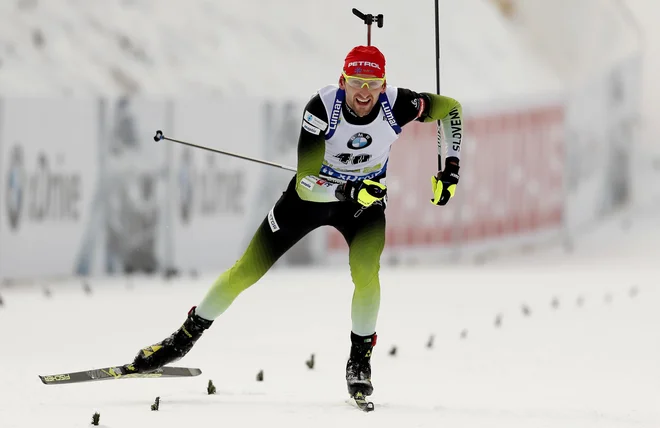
[
  {"left": 431, "top": 157, "right": 459, "bottom": 206},
  {"left": 336, "top": 179, "right": 387, "bottom": 207}
]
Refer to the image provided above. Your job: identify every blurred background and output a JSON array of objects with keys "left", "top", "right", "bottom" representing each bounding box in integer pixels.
[{"left": 0, "top": 0, "right": 658, "bottom": 282}]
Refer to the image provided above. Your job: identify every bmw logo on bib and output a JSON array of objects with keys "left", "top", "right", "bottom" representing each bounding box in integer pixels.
[{"left": 347, "top": 133, "right": 372, "bottom": 150}]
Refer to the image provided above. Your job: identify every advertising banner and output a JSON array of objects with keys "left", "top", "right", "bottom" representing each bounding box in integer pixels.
[
  {"left": 0, "top": 99, "right": 99, "bottom": 279},
  {"left": 0, "top": 96, "right": 571, "bottom": 279},
  {"left": 167, "top": 99, "right": 269, "bottom": 272}
]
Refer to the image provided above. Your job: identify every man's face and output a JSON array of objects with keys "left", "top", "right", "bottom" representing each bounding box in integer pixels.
[{"left": 339, "top": 74, "right": 386, "bottom": 117}]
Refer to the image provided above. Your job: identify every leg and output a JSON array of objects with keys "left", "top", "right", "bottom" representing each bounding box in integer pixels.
[
  {"left": 334, "top": 203, "right": 386, "bottom": 396},
  {"left": 337, "top": 204, "right": 386, "bottom": 337},
  {"left": 195, "top": 220, "right": 305, "bottom": 319},
  {"left": 132, "top": 177, "right": 332, "bottom": 372},
  {"left": 196, "top": 178, "right": 332, "bottom": 319}
]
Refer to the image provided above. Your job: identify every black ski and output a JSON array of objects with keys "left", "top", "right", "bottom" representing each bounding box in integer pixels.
[
  {"left": 351, "top": 392, "right": 375, "bottom": 412},
  {"left": 39, "top": 364, "right": 201, "bottom": 385}
]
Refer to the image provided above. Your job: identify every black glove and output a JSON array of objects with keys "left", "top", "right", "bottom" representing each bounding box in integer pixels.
[
  {"left": 336, "top": 179, "right": 387, "bottom": 207},
  {"left": 431, "top": 157, "right": 460, "bottom": 206}
]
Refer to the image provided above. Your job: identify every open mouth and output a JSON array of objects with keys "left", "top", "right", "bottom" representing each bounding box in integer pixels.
[{"left": 355, "top": 96, "right": 371, "bottom": 106}]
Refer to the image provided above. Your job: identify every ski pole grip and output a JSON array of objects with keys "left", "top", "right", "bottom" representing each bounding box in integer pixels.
[{"left": 154, "top": 130, "right": 164, "bottom": 142}]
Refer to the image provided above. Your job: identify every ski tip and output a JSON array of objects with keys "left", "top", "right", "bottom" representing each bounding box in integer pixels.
[
  {"left": 188, "top": 368, "right": 202, "bottom": 376},
  {"left": 38, "top": 374, "right": 66, "bottom": 385}
]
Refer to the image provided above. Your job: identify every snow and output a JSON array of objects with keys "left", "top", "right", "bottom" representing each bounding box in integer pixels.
[
  {"left": 0, "top": 0, "right": 563, "bottom": 103},
  {"left": 0, "top": 2, "right": 655, "bottom": 425},
  {"left": 1, "top": 205, "right": 659, "bottom": 427}
]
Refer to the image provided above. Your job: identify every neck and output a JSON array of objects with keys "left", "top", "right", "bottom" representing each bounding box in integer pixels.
[{"left": 345, "top": 102, "right": 360, "bottom": 118}]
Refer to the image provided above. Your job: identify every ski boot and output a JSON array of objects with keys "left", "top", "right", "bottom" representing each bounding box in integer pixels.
[
  {"left": 131, "top": 306, "right": 213, "bottom": 373},
  {"left": 346, "top": 332, "right": 377, "bottom": 396}
]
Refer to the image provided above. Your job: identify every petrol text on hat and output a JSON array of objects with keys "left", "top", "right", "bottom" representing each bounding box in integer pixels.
[{"left": 347, "top": 61, "right": 381, "bottom": 69}]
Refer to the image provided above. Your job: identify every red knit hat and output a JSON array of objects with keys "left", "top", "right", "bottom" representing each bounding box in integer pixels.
[{"left": 343, "top": 46, "right": 386, "bottom": 78}]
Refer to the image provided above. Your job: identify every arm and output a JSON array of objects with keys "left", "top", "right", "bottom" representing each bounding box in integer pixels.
[
  {"left": 391, "top": 88, "right": 463, "bottom": 162},
  {"left": 419, "top": 93, "right": 463, "bottom": 162},
  {"left": 422, "top": 94, "right": 462, "bottom": 205},
  {"left": 392, "top": 88, "right": 463, "bottom": 206},
  {"left": 294, "top": 94, "right": 341, "bottom": 202}
]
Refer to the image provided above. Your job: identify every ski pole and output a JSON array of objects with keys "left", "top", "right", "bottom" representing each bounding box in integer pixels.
[
  {"left": 153, "top": 130, "right": 296, "bottom": 173},
  {"left": 434, "top": 0, "right": 443, "bottom": 171}
]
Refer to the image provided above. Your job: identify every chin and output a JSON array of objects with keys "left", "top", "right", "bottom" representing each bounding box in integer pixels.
[{"left": 354, "top": 101, "right": 373, "bottom": 115}]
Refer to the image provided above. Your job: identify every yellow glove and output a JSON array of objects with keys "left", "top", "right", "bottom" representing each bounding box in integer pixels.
[
  {"left": 336, "top": 179, "right": 387, "bottom": 207},
  {"left": 430, "top": 159, "right": 459, "bottom": 206}
]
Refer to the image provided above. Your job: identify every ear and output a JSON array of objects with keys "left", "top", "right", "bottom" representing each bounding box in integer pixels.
[
  {"left": 380, "top": 80, "right": 387, "bottom": 94},
  {"left": 338, "top": 75, "right": 346, "bottom": 90}
]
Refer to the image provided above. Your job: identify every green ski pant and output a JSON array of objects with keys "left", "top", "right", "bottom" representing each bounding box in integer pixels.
[{"left": 196, "top": 176, "right": 386, "bottom": 336}]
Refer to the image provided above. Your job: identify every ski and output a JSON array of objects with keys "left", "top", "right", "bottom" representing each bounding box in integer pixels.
[
  {"left": 351, "top": 392, "right": 375, "bottom": 412},
  {"left": 39, "top": 364, "right": 201, "bottom": 385}
]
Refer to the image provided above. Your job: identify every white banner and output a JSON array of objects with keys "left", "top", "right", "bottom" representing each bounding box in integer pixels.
[
  {"left": 167, "top": 99, "right": 267, "bottom": 272},
  {"left": 0, "top": 99, "right": 98, "bottom": 280},
  {"left": 0, "top": 79, "right": 637, "bottom": 279}
]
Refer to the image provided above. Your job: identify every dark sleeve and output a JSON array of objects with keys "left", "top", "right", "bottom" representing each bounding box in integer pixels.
[
  {"left": 294, "top": 94, "right": 340, "bottom": 202},
  {"left": 391, "top": 87, "right": 428, "bottom": 127},
  {"left": 392, "top": 87, "right": 464, "bottom": 161}
]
